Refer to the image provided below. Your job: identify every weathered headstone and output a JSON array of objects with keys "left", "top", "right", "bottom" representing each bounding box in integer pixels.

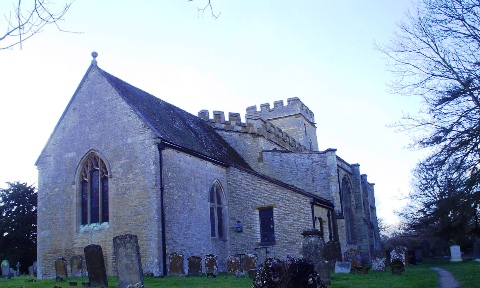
[
  {"left": 242, "top": 254, "right": 257, "bottom": 271},
  {"left": 28, "top": 265, "right": 34, "bottom": 277},
  {"left": 226, "top": 255, "right": 241, "bottom": 275},
  {"left": 343, "top": 248, "right": 362, "bottom": 267},
  {"left": 390, "top": 246, "right": 407, "bottom": 266},
  {"left": 420, "top": 240, "right": 431, "bottom": 258},
  {"left": 449, "top": 245, "right": 462, "bottom": 262},
  {"left": 33, "top": 261, "right": 37, "bottom": 277},
  {"left": 113, "top": 234, "right": 143, "bottom": 288},
  {"left": 334, "top": 261, "right": 351, "bottom": 273},
  {"left": 84, "top": 244, "right": 108, "bottom": 287},
  {"left": 187, "top": 256, "right": 202, "bottom": 276},
  {"left": 168, "top": 252, "right": 184, "bottom": 276},
  {"left": 16, "top": 262, "right": 20, "bottom": 276},
  {"left": 371, "top": 257, "right": 386, "bottom": 271},
  {"left": 391, "top": 258, "right": 405, "bottom": 275},
  {"left": 1, "top": 260, "right": 10, "bottom": 279},
  {"left": 324, "top": 241, "right": 342, "bottom": 271},
  {"left": 301, "top": 229, "right": 330, "bottom": 285},
  {"left": 55, "top": 257, "right": 68, "bottom": 281},
  {"left": 70, "top": 255, "right": 83, "bottom": 277},
  {"left": 473, "top": 238, "right": 480, "bottom": 261},
  {"left": 414, "top": 249, "right": 423, "bottom": 264},
  {"left": 204, "top": 254, "right": 218, "bottom": 277},
  {"left": 433, "top": 239, "right": 448, "bottom": 257}
]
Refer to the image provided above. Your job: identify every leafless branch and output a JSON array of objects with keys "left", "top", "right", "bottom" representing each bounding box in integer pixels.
[
  {"left": 189, "top": 0, "right": 220, "bottom": 19},
  {"left": 1, "top": 0, "right": 78, "bottom": 50}
]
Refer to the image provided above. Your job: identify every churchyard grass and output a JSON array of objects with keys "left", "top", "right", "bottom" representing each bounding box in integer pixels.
[{"left": 1, "top": 259, "right": 479, "bottom": 288}]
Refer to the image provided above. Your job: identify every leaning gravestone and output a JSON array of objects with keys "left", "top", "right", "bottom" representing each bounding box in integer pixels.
[
  {"left": 204, "top": 254, "right": 218, "bottom": 277},
  {"left": 334, "top": 261, "right": 351, "bottom": 273},
  {"left": 473, "top": 238, "right": 480, "bottom": 261},
  {"left": 71, "top": 255, "right": 83, "bottom": 277},
  {"left": 168, "top": 252, "right": 184, "bottom": 276},
  {"left": 1, "top": 260, "right": 10, "bottom": 279},
  {"left": 301, "top": 229, "right": 330, "bottom": 285},
  {"left": 187, "top": 256, "right": 202, "bottom": 276},
  {"left": 84, "top": 244, "right": 108, "bottom": 287},
  {"left": 55, "top": 257, "right": 68, "bottom": 281},
  {"left": 113, "top": 234, "right": 143, "bottom": 288}
]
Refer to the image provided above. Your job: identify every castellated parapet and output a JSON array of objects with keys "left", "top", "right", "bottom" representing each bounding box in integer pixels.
[
  {"left": 245, "top": 97, "right": 315, "bottom": 124},
  {"left": 198, "top": 109, "right": 308, "bottom": 152}
]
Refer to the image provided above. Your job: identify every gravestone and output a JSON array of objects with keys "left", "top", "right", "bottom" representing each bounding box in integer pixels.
[
  {"left": 28, "top": 265, "right": 34, "bottom": 277},
  {"left": 204, "top": 254, "right": 218, "bottom": 277},
  {"left": 343, "top": 248, "right": 362, "bottom": 267},
  {"left": 420, "top": 240, "right": 431, "bottom": 257},
  {"left": 168, "top": 252, "right": 184, "bottom": 276},
  {"left": 414, "top": 249, "right": 423, "bottom": 264},
  {"left": 70, "top": 255, "right": 83, "bottom": 277},
  {"left": 242, "top": 254, "right": 257, "bottom": 271},
  {"left": 16, "top": 262, "right": 20, "bottom": 276},
  {"left": 473, "top": 238, "right": 480, "bottom": 261},
  {"left": 1, "top": 260, "right": 10, "bottom": 279},
  {"left": 391, "top": 258, "right": 405, "bottom": 275},
  {"left": 449, "top": 245, "right": 462, "bottom": 262},
  {"left": 55, "top": 257, "right": 68, "bottom": 281},
  {"left": 187, "top": 256, "right": 202, "bottom": 276},
  {"left": 433, "top": 239, "right": 448, "bottom": 257},
  {"left": 301, "top": 229, "right": 330, "bottom": 285},
  {"left": 226, "top": 255, "right": 241, "bottom": 274},
  {"left": 408, "top": 250, "right": 416, "bottom": 265},
  {"left": 371, "top": 257, "right": 386, "bottom": 271},
  {"left": 390, "top": 246, "right": 407, "bottom": 266},
  {"left": 324, "top": 241, "right": 342, "bottom": 271},
  {"left": 84, "top": 244, "right": 108, "bottom": 287},
  {"left": 33, "top": 261, "right": 37, "bottom": 277},
  {"left": 113, "top": 234, "right": 143, "bottom": 288},
  {"left": 334, "top": 261, "right": 351, "bottom": 273}
]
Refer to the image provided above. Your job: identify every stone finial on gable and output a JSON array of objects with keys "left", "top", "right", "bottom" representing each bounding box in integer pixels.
[{"left": 91, "top": 51, "right": 98, "bottom": 66}]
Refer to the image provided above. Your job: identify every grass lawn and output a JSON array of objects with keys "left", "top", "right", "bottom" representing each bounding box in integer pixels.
[{"left": 1, "top": 259, "right": 479, "bottom": 288}]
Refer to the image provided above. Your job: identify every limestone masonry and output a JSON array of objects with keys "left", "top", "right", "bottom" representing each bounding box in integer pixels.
[{"left": 35, "top": 54, "right": 380, "bottom": 278}]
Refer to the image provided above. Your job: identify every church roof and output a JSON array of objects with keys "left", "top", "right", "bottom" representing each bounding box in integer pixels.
[{"left": 97, "top": 67, "right": 251, "bottom": 170}]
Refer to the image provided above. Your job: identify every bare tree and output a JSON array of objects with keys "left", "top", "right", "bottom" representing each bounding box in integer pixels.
[
  {"left": 378, "top": 0, "right": 480, "bottom": 240},
  {"left": 1, "top": 0, "right": 74, "bottom": 50}
]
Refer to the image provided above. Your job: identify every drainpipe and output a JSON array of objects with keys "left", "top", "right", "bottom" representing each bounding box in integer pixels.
[{"left": 157, "top": 143, "right": 167, "bottom": 276}]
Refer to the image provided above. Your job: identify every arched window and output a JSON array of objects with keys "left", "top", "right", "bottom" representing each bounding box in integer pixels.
[
  {"left": 341, "top": 176, "right": 356, "bottom": 244},
  {"left": 209, "top": 181, "right": 225, "bottom": 238},
  {"left": 79, "top": 153, "right": 109, "bottom": 225}
]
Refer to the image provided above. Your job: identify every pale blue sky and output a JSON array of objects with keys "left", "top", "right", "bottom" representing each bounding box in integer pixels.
[{"left": 0, "top": 1, "right": 423, "bottom": 225}]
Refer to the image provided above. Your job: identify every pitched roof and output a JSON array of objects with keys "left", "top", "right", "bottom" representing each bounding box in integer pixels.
[{"left": 97, "top": 67, "right": 251, "bottom": 170}]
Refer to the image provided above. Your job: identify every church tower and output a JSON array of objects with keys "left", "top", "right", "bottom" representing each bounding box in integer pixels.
[{"left": 245, "top": 97, "right": 318, "bottom": 151}]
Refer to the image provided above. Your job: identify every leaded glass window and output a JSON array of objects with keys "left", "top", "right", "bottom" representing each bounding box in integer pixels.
[
  {"left": 209, "top": 181, "right": 225, "bottom": 238},
  {"left": 80, "top": 153, "right": 109, "bottom": 225}
]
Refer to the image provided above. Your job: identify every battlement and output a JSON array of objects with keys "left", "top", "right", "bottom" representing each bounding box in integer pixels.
[
  {"left": 198, "top": 110, "right": 308, "bottom": 152},
  {"left": 245, "top": 97, "right": 315, "bottom": 124}
]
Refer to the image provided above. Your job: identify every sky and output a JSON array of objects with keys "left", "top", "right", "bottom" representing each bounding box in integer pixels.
[{"left": 0, "top": 1, "right": 424, "bottom": 226}]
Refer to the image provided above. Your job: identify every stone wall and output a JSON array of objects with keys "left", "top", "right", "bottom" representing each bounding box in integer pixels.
[
  {"left": 36, "top": 67, "right": 162, "bottom": 278},
  {"left": 162, "top": 148, "right": 229, "bottom": 272},
  {"left": 226, "top": 168, "right": 324, "bottom": 264}
]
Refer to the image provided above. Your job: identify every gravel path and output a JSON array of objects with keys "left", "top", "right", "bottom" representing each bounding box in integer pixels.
[{"left": 430, "top": 267, "right": 462, "bottom": 288}]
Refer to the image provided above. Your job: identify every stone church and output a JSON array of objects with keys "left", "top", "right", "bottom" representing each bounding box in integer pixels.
[{"left": 35, "top": 53, "right": 381, "bottom": 278}]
